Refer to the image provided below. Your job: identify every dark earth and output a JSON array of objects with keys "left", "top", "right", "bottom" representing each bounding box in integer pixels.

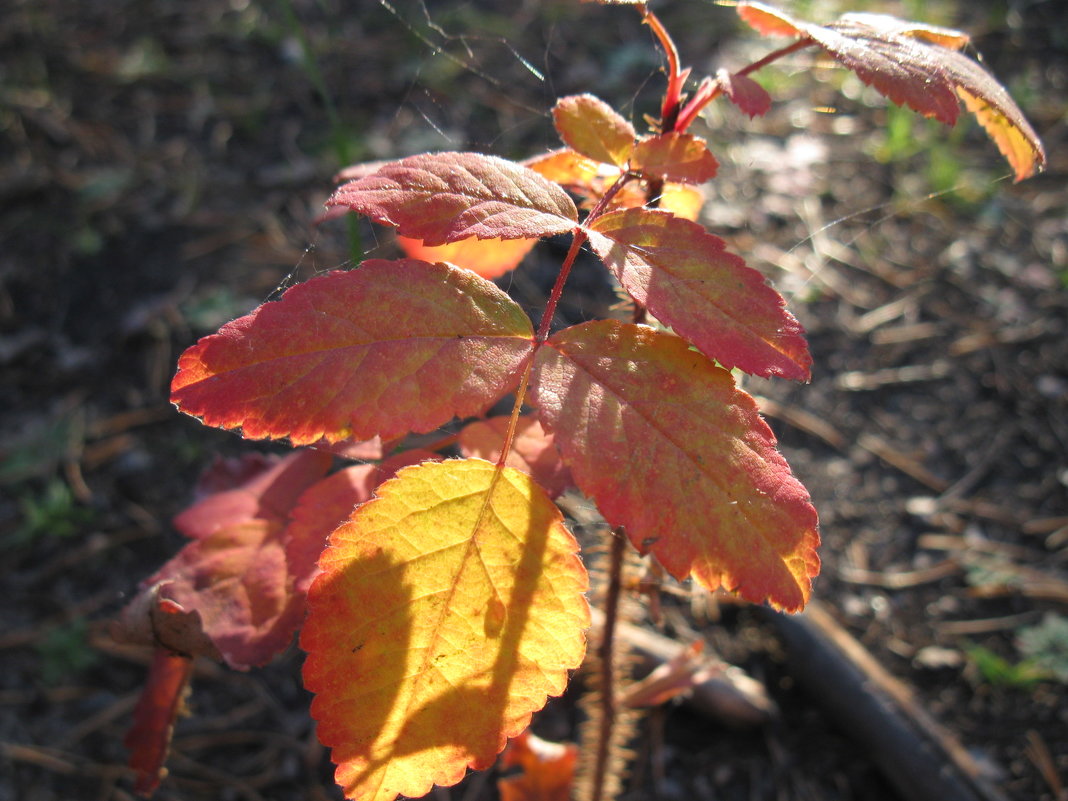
[{"left": 1, "top": 1, "right": 1066, "bottom": 800}]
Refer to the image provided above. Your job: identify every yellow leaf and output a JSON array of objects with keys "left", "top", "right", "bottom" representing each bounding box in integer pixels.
[{"left": 301, "top": 459, "right": 589, "bottom": 801}]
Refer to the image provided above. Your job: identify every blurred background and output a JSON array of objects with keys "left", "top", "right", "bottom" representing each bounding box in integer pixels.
[{"left": 1, "top": 1, "right": 1065, "bottom": 799}]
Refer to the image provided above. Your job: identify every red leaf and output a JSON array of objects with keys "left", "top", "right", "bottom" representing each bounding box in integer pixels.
[
  {"left": 458, "top": 415, "right": 573, "bottom": 498},
  {"left": 552, "top": 94, "right": 636, "bottom": 167},
  {"left": 632, "top": 133, "right": 718, "bottom": 184},
  {"left": 125, "top": 648, "right": 193, "bottom": 798},
  {"left": 326, "top": 152, "right": 578, "bottom": 245},
  {"left": 174, "top": 450, "right": 332, "bottom": 539},
  {"left": 172, "top": 260, "right": 535, "bottom": 445},
  {"left": 141, "top": 519, "right": 304, "bottom": 669},
  {"left": 498, "top": 730, "right": 578, "bottom": 801},
  {"left": 285, "top": 451, "right": 443, "bottom": 594},
  {"left": 736, "top": 1, "right": 1045, "bottom": 180},
  {"left": 531, "top": 321, "right": 820, "bottom": 612},
  {"left": 284, "top": 465, "right": 380, "bottom": 595},
  {"left": 716, "top": 69, "right": 772, "bottom": 118},
  {"left": 587, "top": 208, "right": 811, "bottom": 380}
]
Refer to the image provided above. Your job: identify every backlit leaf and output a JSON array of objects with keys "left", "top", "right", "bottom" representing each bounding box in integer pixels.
[
  {"left": 498, "top": 730, "right": 577, "bottom": 801},
  {"left": 531, "top": 321, "right": 819, "bottom": 612},
  {"left": 587, "top": 208, "right": 811, "bottom": 380},
  {"left": 326, "top": 152, "right": 579, "bottom": 245},
  {"left": 716, "top": 69, "right": 772, "bottom": 118},
  {"left": 552, "top": 94, "right": 636, "bottom": 168},
  {"left": 172, "top": 260, "right": 535, "bottom": 445},
  {"left": 459, "top": 415, "right": 573, "bottom": 498},
  {"left": 736, "top": 1, "right": 1046, "bottom": 180},
  {"left": 302, "top": 459, "right": 589, "bottom": 801},
  {"left": 658, "top": 183, "right": 704, "bottom": 221},
  {"left": 632, "top": 133, "right": 718, "bottom": 184},
  {"left": 396, "top": 235, "right": 538, "bottom": 279}
]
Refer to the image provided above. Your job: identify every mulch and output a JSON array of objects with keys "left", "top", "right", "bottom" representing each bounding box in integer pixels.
[{"left": 2, "top": 1, "right": 1065, "bottom": 800}]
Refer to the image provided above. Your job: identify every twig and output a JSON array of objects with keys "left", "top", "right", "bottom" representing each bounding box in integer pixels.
[{"left": 766, "top": 601, "right": 1011, "bottom": 801}]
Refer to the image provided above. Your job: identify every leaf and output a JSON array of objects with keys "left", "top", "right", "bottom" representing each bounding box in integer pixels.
[
  {"left": 301, "top": 459, "right": 589, "bottom": 801},
  {"left": 124, "top": 648, "right": 193, "bottom": 797},
  {"left": 716, "top": 69, "right": 772, "bottom": 118},
  {"left": 632, "top": 133, "right": 718, "bottom": 184},
  {"left": 396, "top": 235, "right": 538, "bottom": 280},
  {"left": 172, "top": 260, "right": 535, "bottom": 445},
  {"left": 326, "top": 152, "right": 579, "bottom": 245},
  {"left": 658, "top": 183, "right": 705, "bottom": 221},
  {"left": 458, "top": 415, "right": 573, "bottom": 498},
  {"left": 174, "top": 450, "right": 332, "bottom": 539},
  {"left": 586, "top": 208, "right": 811, "bottom": 380},
  {"left": 552, "top": 94, "right": 636, "bottom": 168},
  {"left": 736, "top": 1, "right": 1045, "bottom": 180},
  {"left": 285, "top": 452, "right": 444, "bottom": 595},
  {"left": 143, "top": 519, "right": 305, "bottom": 669},
  {"left": 530, "top": 321, "right": 819, "bottom": 612},
  {"left": 498, "top": 730, "right": 578, "bottom": 801}
]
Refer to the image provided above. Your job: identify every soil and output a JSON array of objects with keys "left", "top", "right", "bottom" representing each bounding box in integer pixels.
[{"left": 1, "top": 1, "right": 1066, "bottom": 801}]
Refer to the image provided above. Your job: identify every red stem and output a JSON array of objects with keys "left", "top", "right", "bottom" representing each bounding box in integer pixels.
[{"left": 675, "top": 38, "right": 816, "bottom": 132}]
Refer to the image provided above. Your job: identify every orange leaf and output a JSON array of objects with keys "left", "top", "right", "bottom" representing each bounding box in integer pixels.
[
  {"left": 498, "top": 730, "right": 578, "bottom": 801},
  {"left": 736, "top": 1, "right": 1045, "bottom": 180},
  {"left": 396, "top": 235, "right": 537, "bottom": 279},
  {"left": 587, "top": 207, "right": 811, "bottom": 380},
  {"left": 301, "top": 459, "right": 589, "bottom": 801},
  {"left": 458, "top": 415, "right": 573, "bottom": 498},
  {"left": 552, "top": 94, "right": 636, "bottom": 167},
  {"left": 326, "top": 152, "right": 578, "bottom": 245},
  {"left": 531, "top": 321, "right": 820, "bottom": 612},
  {"left": 172, "top": 260, "right": 535, "bottom": 445},
  {"left": 632, "top": 133, "right": 718, "bottom": 184}
]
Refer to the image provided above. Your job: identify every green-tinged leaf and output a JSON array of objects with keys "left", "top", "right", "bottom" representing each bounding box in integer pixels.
[
  {"left": 552, "top": 94, "right": 636, "bottom": 168},
  {"left": 531, "top": 321, "right": 819, "bottom": 611},
  {"left": 172, "top": 260, "right": 535, "bottom": 445},
  {"left": 302, "top": 459, "right": 589, "bottom": 801},
  {"left": 326, "top": 152, "right": 579, "bottom": 245},
  {"left": 736, "top": 1, "right": 1046, "bottom": 180},
  {"left": 632, "top": 133, "right": 718, "bottom": 184},
  {"left": 587, "top": 208, "right": 811, "bottom": 380}
]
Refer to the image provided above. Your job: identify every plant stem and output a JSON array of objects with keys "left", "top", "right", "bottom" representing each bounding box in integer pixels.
[
  {"left": 675, "top": 38, "right": 816, "bottom": 132},
  {"left": 590, "top": 528, "right": 627, "bottom": 801},
  {"left": 642, "top": 8, "right": 685, "bottom": 132}
]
